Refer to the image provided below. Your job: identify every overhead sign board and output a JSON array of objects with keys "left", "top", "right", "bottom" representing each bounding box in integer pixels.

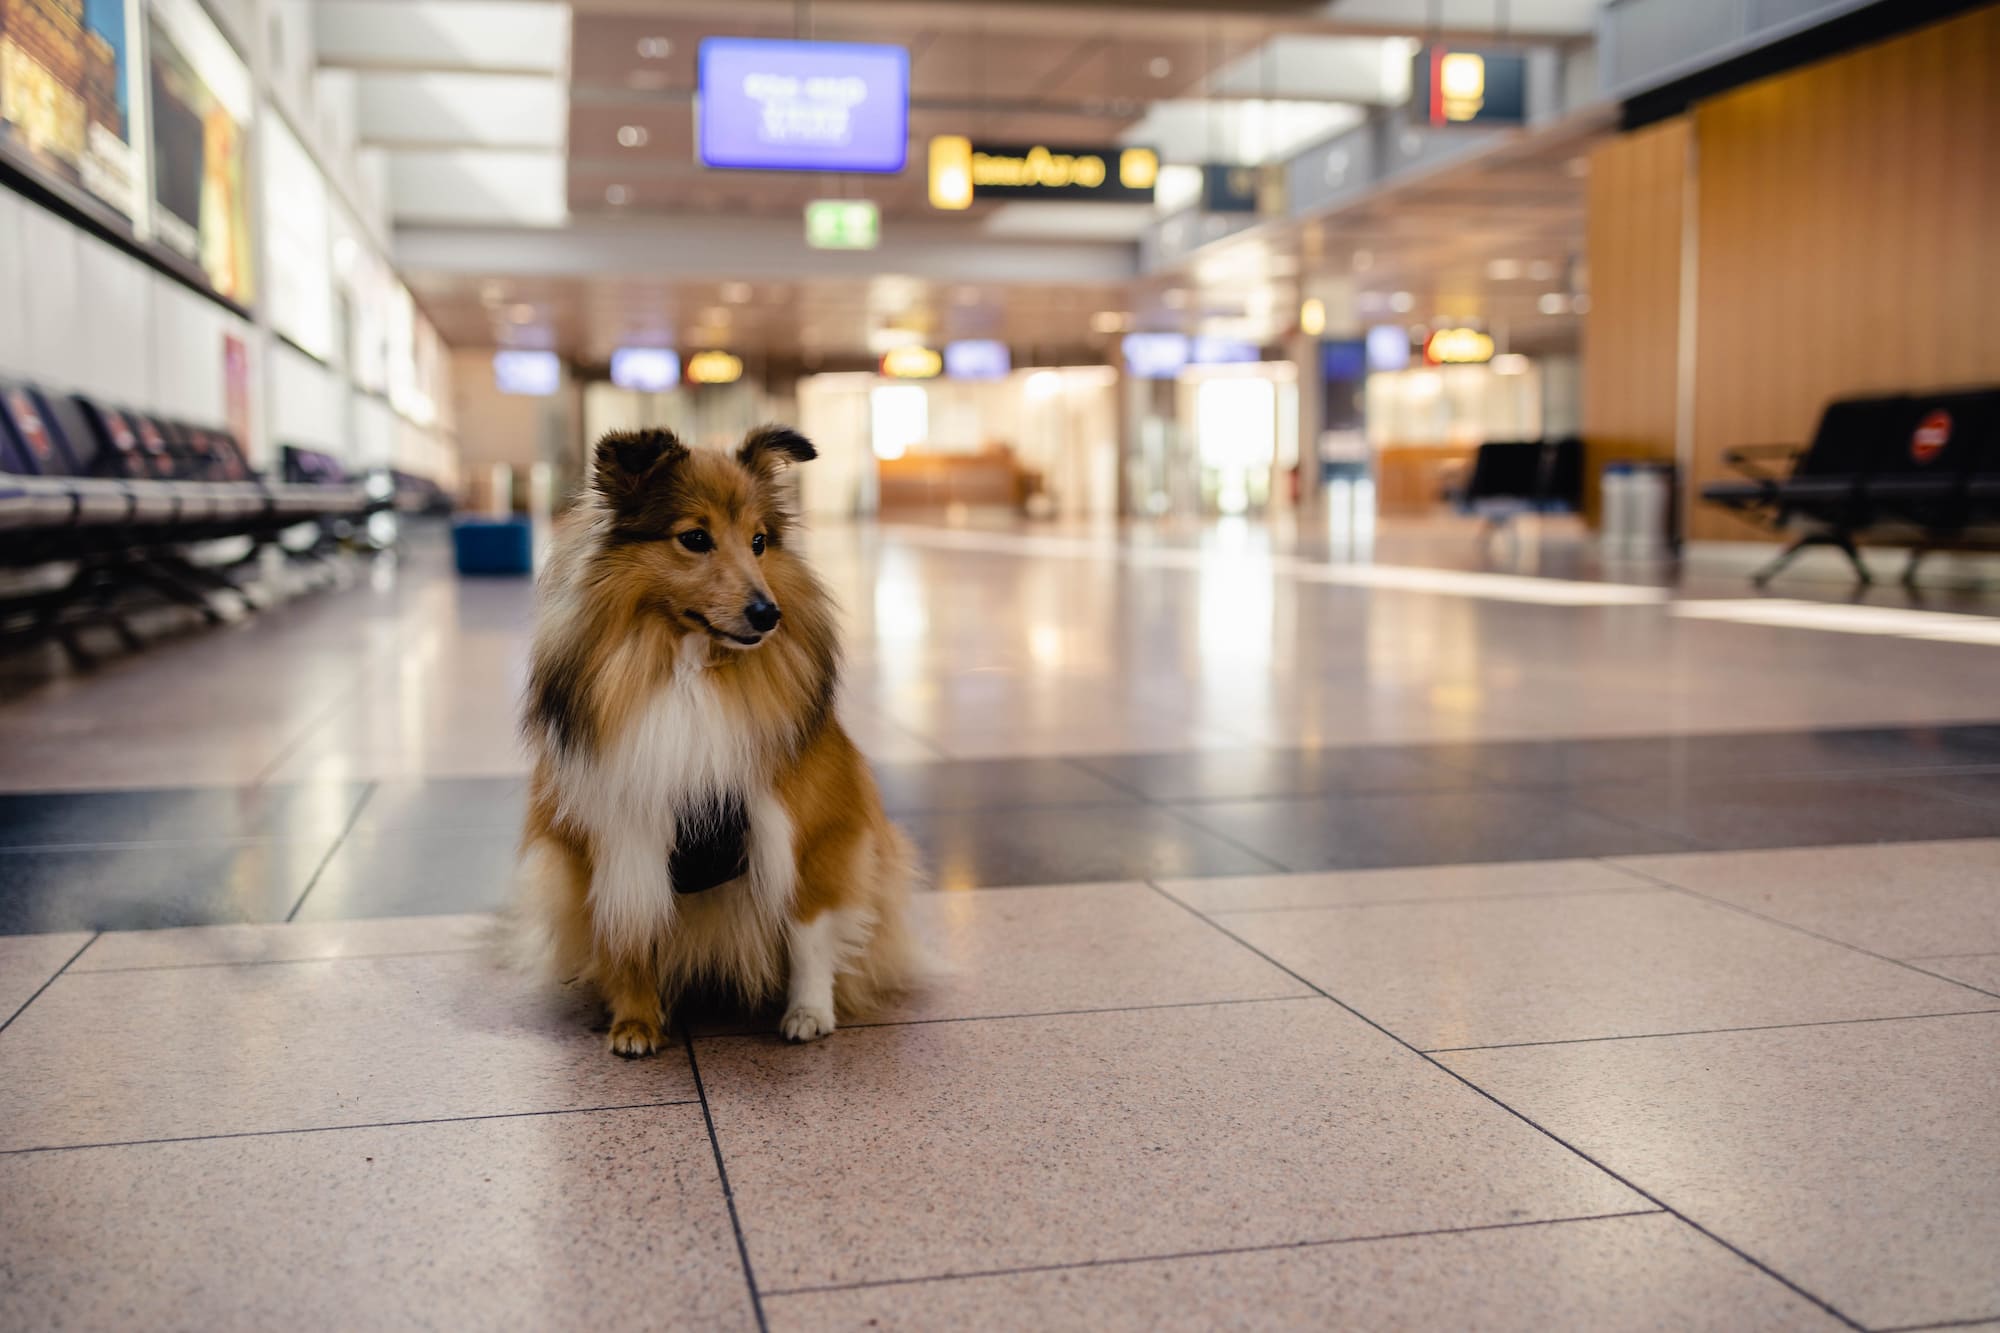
[
  {"left": 610, "top": 348, "right": 680, "bottom": 392},
  {"left": 686, "top": 351, "right": 744, "bottom": 385},
  {"left": 1425, "top": 327, "right": 1496, "bottom": 364},
  {"left": 805, "top": 198, "right": 880, "bottom": 250},
  {"left": 1192, "top": 337, "right": 1259, "bottom": 365},
  {"left": 1412, "top": 48, "right": 1527, "bottom": 127},
  {"left": 944, "top": 340, "right": 1010, "bottom": 381},
  {"left": 880, "top": 346, "right": 942, "bottom": 379},
  {"left": 1123, "top": 333, "right": 1189, "bottom": 380},
  {"left": 698, "top": 38, "right": 909, "bottom": 173},
  {"left": 929, "top": 136, "right": 1158, "bottom": 208},
  {"left": 1201, "top": 164, "right": 1261, "bottom": 214},
  {"left": 494, "top": 351, "right": 560, "bottom": 396}
]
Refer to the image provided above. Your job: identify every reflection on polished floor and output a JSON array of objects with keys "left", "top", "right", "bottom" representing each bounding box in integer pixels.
[{"left": 3, "top": 520, "right": 1998, "bottom": 1330}]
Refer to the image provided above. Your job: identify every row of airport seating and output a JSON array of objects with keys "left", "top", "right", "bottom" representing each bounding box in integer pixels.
[
  {"left": 0, "top": 381, "right": 371, "bottom": 556},
  {"left": 1451, "top": 437, "right": 1584, "bottom": 529},
  {"left": 0, "top": 378, "right": 386, "bottom": 662},
  {"left": 1702, "top": 387, "right": 2000, "bottom": 583}
]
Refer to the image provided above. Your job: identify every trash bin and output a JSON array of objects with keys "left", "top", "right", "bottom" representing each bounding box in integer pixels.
[
  {"left": 1601, "top": 461, "right": 1676, "bottom": 555},
  {"left": 453, "top": 516, "right": 534, "bottom": 576}
]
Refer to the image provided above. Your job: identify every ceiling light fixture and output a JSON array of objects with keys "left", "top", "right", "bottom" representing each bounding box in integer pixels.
[
  {"left": 1388, "top": 291, "right": 1415, "bottom": 313},
  {"left": 1486, "top": 258, "right": 1522, "bottom": 281},
  {"left": 720, "top": 282, "right": 753, "bottom": 304},
  {"left": 1538, "top": 293, "right": 1568, "bottom": 314},
  {"left": 605, "top": 185, "right": 630, "bottom": 205},
  {"left": 1148, "top": 56, "right": 1172, "bottom": 78},
  {"left": 617, "top": 125, "right": 649, "bottom": 148},
  {"left": 1090, "top": 311, "right": 1131, "bottom": 333},
  {"left": 636, "top": 36, "right": 671, "bottom": 59}
]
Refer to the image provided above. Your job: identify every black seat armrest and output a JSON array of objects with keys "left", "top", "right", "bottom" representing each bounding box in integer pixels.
[{"left": 1721, "top": 443, "right": 1806, "bottom": 486}]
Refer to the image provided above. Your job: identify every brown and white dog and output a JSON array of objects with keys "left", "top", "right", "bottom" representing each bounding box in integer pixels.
[{"left": 511, "top": 425, "right": 917, "bottom": 1055}]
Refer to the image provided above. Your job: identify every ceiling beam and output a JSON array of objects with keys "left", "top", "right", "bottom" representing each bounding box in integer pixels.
[{"left": 396, "top": 216, "right": 1141, "bottom": 284}]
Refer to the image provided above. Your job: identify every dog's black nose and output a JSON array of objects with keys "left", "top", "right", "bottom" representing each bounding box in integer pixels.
[{"left": 745, "top": 598, "right": 781, "bottom": 633}]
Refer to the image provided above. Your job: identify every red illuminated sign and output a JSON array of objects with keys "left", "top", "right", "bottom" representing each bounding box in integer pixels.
[{"left": 1911, "top": 409, "right": 1952, "bottom": 465}]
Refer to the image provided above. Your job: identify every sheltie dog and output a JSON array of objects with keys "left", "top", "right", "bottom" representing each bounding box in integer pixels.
[{"left": 510, "top": 425, "right": 918, "bottom": 1056}]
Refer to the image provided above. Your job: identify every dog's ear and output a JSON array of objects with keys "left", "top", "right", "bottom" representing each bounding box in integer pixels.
[
  {"left": 737, "top": 424, "right": 817, "bottom": 478},
  {"left": 592, "top": 429, "right": 687, "bottom": 507}
]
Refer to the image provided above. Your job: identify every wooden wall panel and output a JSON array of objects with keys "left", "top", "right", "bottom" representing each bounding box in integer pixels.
[
  {"left": 1686, "top": 5, "right": 2000, "bottom": 540},
  {"left": 1581, "top": 117, "right": 1690, "bottom": 526}
]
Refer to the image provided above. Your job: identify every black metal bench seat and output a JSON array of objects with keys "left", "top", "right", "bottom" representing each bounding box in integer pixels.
[{"left": 1702, "top": 388, "right": 2000, "bottom": 584}]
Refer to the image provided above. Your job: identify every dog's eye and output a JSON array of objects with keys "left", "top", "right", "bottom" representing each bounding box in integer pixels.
[
  {"left": 677, "top": 530, "right": 713, "bottom": 553},
  {"left": 751, "top": 534, "right": 767, "bottom": 557}
]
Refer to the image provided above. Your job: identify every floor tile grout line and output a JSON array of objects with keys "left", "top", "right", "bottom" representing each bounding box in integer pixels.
[
  {"left": 758, "top": 1208, "right": 1673, "bottom": 1301},
  {"left": 1146, "top": 801, "right": 1294, "bottom": 874},
  {"left": 687, "top": 993, "right": 1312, "bottom": 1042},
  {"left": 683, "top": 1031, "right": 769, "bottom": 1333},
  {"left": 67, "top": 946, "right": 486, "bottom": 976},
  {"left": 282, "top": 782, "right": 380, "bottom": 923},
  {"left": 0, "top": 930, "right": 98, "bottom": 1035},
  {"left": 0, "top": 1099, "right": 703, "bottom": 1157},
  {"left": 1198, "top": 883, "right": 1668, "bottom": 917},
  {"left": 1607, "top": 861, "right": 2000, "bottom": 1004},
  {"left": 1875, "top": 1316, "right": 2000, "bottom": 1332},
  {"left": 1140, "top": 878, "right": 1871, "bottom": 1333},
  {"left": 1422, "top": 1007, "right": 2000, "bottom": 1055}
]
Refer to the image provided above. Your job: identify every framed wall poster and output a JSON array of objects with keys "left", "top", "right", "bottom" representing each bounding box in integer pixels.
[
  {"left": 0, "top": 0, "right": 143, "bottom": 220},
  {"left": 147, "top": 0, "right": 254, "bottom": 302},
  {"left": 223, "top": 330, "right": 250, "bottom": 447}
]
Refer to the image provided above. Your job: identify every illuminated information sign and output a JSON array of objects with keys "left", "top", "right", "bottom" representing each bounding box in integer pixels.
[
  {"left": 930, "top": 137, "right": 1157, "bottom": 208},
  {"left": 699, "top": 39, "right": 909, "bottom": 173}
]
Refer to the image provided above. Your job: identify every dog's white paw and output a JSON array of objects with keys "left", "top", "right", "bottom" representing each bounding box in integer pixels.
[{"left": 779, "top": 1004, "right": 836, "bottom": 1043}]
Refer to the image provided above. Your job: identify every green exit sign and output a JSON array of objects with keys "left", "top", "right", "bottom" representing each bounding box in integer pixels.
[{"left": 805, "top": 199, "right": 880, "bottom": 250}]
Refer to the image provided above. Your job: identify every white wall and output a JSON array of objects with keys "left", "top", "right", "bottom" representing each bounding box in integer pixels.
[
  {"left": 0, "top": 189, "right": 252, "bottom": 438},
  {"left": 269, "top": 341, "right": 346, "bottom": 455}
]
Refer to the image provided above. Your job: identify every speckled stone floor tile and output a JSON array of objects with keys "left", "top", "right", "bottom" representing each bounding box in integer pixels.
[
  {"left": 1439, "top": 1012, "right": 2000, "bottom": 1330},
  {"left": 1213, "top": 890, "right": 1993, "bottom": 1050},
  {"left": 71, "top": 914, "right": 490, "bottom": 972},
  {"left": 0, "top": 1105, "right": 753, "bottom": 1332},
  {"left": 1160, "top": 858, "right": 1655, "bottom": 913},
  {"left": 696, "top": 883, "right": 1308, "bottom": 1035},
  {"left": 1920, "top": 953, "right": 2000, "bottom": 993},
  {"left": 0, "top": 931, "right": 89, "bottom": 1023},
  {"left": 761, "top": 1212, "right": 1845, "bottom": 1332},
  {"left": 1612, "top": 838, "right": 2000, "bottom": 958},
  {"left": 697, "top": 998, "right": 1642, "bottom": 1292},
  {"left": 0, "top": 951, "right": 692, "bottom": 1150}
]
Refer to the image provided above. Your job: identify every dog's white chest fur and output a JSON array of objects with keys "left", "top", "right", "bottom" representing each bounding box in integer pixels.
[
  {"left": 564, "top": 635, "right": 794, "bottom": 944},
  {"left": 589, "top": 638, "right": 759, "bottom": 828}
]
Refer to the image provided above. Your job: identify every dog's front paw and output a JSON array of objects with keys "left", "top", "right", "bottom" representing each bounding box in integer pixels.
[
  {"left": 779, "top": 1004, "right": 836, "bottom": 1043},
  {"left": 608, "top": 1015, "right": 666, "bottom": 1058}
]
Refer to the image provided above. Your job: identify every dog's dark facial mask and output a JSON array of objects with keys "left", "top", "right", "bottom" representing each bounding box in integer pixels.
[{"left": 669, "top": 795, "right": 750, "bottom": 894}]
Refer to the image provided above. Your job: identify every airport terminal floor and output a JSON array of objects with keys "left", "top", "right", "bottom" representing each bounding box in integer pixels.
[{"left": 2, "top": 517, "right": 1998, "bottom": 1330}]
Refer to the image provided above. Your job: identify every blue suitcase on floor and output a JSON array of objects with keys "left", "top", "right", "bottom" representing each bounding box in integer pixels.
[{"left": 453, "top": 516, "right": 534, "bottom": 575}]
